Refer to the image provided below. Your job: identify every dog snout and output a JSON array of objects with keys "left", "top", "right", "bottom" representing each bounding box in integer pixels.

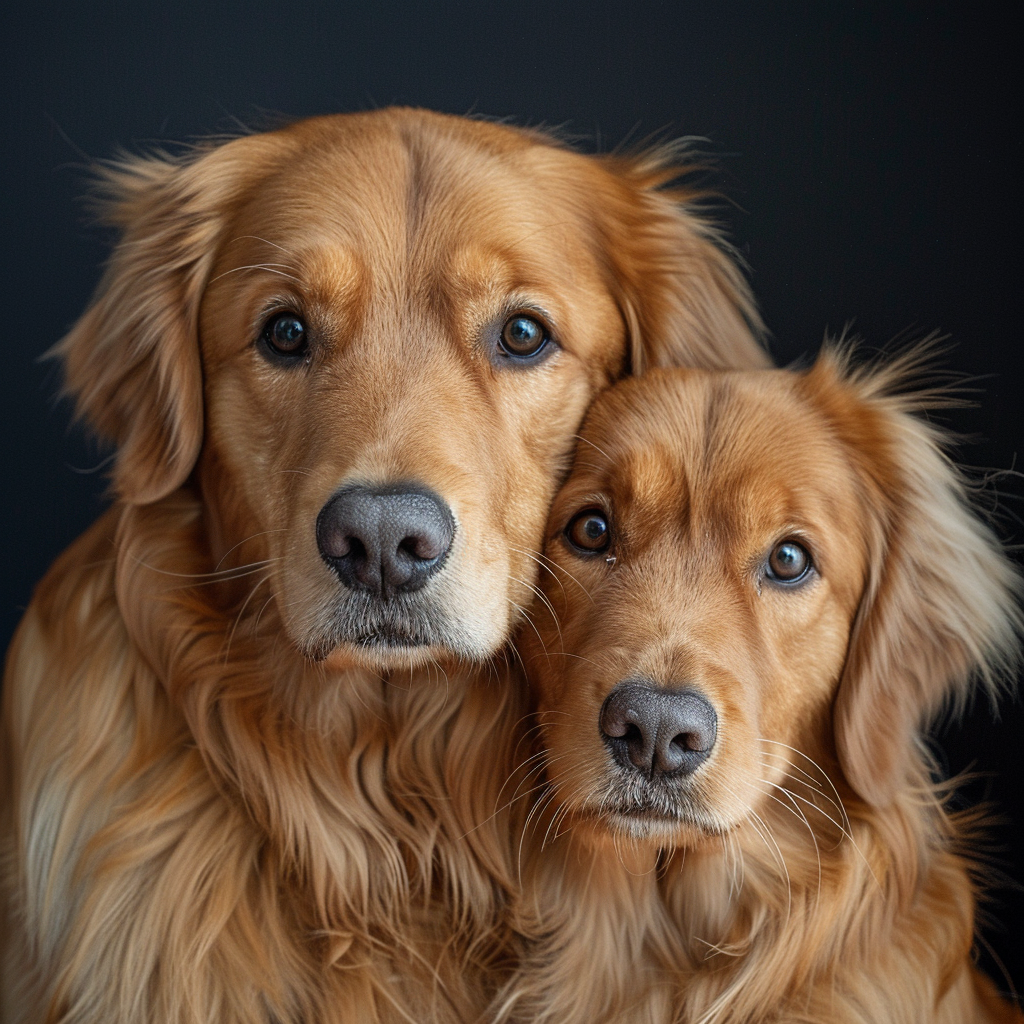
[
  {"left": 316, "top": 484, "right": 455, "bottom": 598},
  {"left": 599, "top": 681, "right": 717, "bottom": 777}
]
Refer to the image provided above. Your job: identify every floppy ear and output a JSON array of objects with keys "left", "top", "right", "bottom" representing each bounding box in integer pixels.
[
  {"left": 595, "top": 147, "right": 770, "bottom": 373},
  {"left": 53, "top": 138, "right": 272, "bottom": 505},
  {"left": 819, "top": 350, "right": 1023, "bottom": 806}
]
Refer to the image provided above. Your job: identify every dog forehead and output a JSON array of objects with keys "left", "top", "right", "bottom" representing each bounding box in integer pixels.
[
  {"left": 213, "top": 115, "right": 615, "bottom": 330},
  {"left": 574, "top": 369, "right": 863, "bottom": 535},
  {"left": 230, "top": 112, "right": 593, "bottom": 260}
]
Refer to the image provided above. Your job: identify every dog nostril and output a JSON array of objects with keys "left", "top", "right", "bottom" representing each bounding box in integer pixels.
[
  {"left": 318, "top": 525, "right": 349, "bottom": 560},
  {"left": 399, "top": 532, "right": 445, "bottom": 562},
  {"left": 321, "top": 530, "right": 362, "bottom": 561},
  {"left": 601, "top": 716, "right": 630, "bottom": 740},
  {"left": 621, "top": 723, "right": 645, "bottom": 752},
  {"left": 674, "top": 730, "right": 705, "bottom": 753}
]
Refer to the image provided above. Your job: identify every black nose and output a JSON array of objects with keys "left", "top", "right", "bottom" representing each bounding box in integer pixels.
[
  {"left": 316, "top": 484, "right": 455, "bottom": 598},
  {"left": 599, "top": 681, "right": 717, "bottom": 778}
]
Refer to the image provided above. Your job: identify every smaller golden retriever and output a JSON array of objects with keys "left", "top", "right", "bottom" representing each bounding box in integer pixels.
[{"left": 499, "top": 350, "right": 1023, "bottom": 1023}]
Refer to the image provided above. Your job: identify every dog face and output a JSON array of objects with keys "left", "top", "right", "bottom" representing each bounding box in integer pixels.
[
  {"left": 56, "top": 109, "right": 767, "bottom": 671},
  {"left": 526, "top": 357, "right": 1020, "bottom": 846},
  {"left": 194, "top": 115, "right": 631, "bottom": 665}
]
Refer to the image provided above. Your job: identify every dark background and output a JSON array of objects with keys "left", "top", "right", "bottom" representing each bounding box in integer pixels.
[{"left": 4, "top": 0, "right": 1022, "bottom": 990}]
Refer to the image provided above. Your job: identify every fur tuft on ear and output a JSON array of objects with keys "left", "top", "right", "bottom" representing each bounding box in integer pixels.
[
  {"left": 52, "top": 136, "right": 278, "bottom": 504},
  {"left": 808, "top": 345, "right": 1023, "bottom": 806},
  {"left": 596, "top": 144, "right": 770, "bottom": 373}
]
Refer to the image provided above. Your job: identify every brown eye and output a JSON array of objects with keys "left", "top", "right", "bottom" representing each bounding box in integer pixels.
[
  {"left": 766, "top": 540, "right": 812, "bottom": 583},
  {"left": 262, "top": 312, "right": 307, "bottom": 358},
  {"left": 565, "top": 509, "right": 611, "bottom": 554},
  {"left": 500, "top": 315, "right": 549, "bottom": 358}
]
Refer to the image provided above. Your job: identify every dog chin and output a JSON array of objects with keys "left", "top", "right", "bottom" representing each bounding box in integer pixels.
[{"left": 317, "top": 637, "right": 441, "bottom": 671}]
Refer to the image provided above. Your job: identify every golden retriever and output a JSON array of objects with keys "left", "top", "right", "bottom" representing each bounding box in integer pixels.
[
  {"left": 501, "top": 351, "right": 1022, "bottom": 1023},
  {"left": 0, "top": 108, "right": 768, "bottom": 1023}
]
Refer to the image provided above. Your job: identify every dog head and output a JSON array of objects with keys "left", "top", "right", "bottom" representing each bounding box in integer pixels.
[
  {"left": 526, "top": 352, "right": 1021, "bottom": 849},
  {"left": 56, "top": 108, "right": 767, "bottom": 670}
]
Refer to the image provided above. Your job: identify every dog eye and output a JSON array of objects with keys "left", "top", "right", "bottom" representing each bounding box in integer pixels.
[
  {"left": 261, "top": 312, "right": 308, "bottom": 359},
  {"left": 766, "top": 540, "right": 812, "bottom": 584},
  {"left": 565, "top": 509, "right": 611, "bottom": 554},
  {"left": 499, "top": 315, "right": 549, "bottom": 359}
]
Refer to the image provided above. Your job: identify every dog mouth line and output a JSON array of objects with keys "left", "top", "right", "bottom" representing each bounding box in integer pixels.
[
  {"left": 302, "top": 592, "right": 474, "bottom": 660},
  {"left": 574, "top": 783, "right": 724, "bottom": 835},
  {"left": 351, "top": 630, "right": 432, "bottom": 649},
  {"left": 602, "top": 801, "right": 692, "bottom": 823},
  {"left": 599, "top": 804, "right": 726, "bottom": 838},
  {"left": 307, "top": 623, "right": 440, "bottom": 658}
]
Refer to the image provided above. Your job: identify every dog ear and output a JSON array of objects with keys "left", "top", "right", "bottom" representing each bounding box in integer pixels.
[
  {"left": 53, "top": 138, "right": 273, "bottom": 505},
  {"left": 817, "top": 349, "right": 1023, "bottom": 806},
  {"left": 594, "top": 147, "right": 770, "bottom": 373}
]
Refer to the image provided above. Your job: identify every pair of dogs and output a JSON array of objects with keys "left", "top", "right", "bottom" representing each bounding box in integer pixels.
[{"left": 1, "top": 108, "right": 1019, "bottom": 1022}]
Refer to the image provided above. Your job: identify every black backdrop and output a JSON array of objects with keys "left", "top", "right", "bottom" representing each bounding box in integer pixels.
[{"left": 4, "top": 0, "right": 1022, "bottom": 986}]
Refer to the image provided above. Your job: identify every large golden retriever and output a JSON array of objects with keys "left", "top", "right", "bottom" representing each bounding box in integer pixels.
[
  {"left": 502, "top": 351, "right": 1022, "bottom": 1023},
  {"left": 0, "top": 109, "right": 767, "bottom": 1023}
]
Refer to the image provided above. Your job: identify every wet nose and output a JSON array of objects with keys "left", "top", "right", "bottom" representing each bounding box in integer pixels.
[
  {"left": 599, "top": 681, "right": 717, "bottom": 777},
  {"left": 316, "top": 484, "right": 455, "bottom": 598}
]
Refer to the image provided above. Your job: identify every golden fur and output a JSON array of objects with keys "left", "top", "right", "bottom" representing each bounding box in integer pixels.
[
  {"left": 501, "top": 352, "right": 1023, "bottom": 1023},
  {"left": 0, "top": 108, "right": 767, "bottom": 1023}
]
